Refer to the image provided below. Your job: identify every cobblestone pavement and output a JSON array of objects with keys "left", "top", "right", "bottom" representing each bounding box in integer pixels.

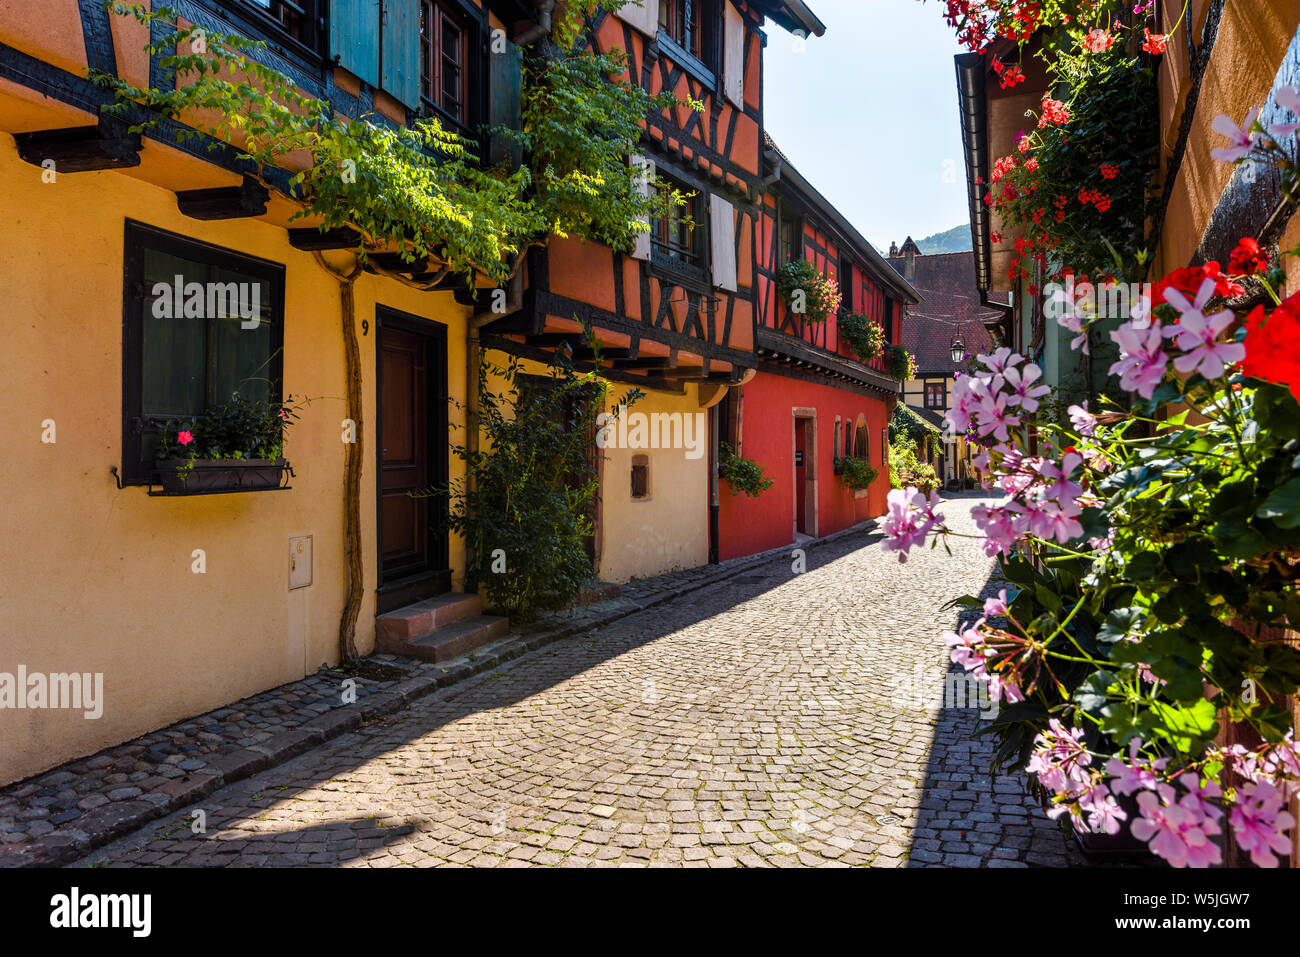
[{"left": 77, "top": 495, "right": 1084, "bottom": 868}]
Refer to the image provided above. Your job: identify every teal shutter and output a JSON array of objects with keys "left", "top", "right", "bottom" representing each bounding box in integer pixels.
[
  {"left": 488, "top": 40, "right": 522, "bottom": 167},
  {"left": 381, "top": 0, "right": 421, "bottom": 111},
  {"left": 330, "top": 0, "right": 381, "bottom": 89}
]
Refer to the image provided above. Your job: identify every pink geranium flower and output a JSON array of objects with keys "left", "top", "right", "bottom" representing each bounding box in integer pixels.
[
  {"left": 1131, "top": 778, "right": 1223, "bottom": 868},
  {"left": 1161, "top": 277, "right": 1245, "bottom": 379},
  {"left": 1067, "top": 402, "right": 1096, "bottom": 437},
  {"left": 177, "top": 430, "right": 194, "bottom": 446},
  {"left": 1003, "top": 363, "right": 1051, "bottom": 412},
  {"left": 1109, "top": 319, "right": 1169, "bottom": 399},
  {"left": 1210, "top": 107, "right": 1260, "bottom": 162},
  {"left": 1230, "top": 780, "right": 1297, "bottom": 867},
  {"left": 1271, "top": 85, "right": 1300, "bottom": 138}
]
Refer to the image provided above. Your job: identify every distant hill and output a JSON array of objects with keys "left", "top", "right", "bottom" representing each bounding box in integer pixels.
[{"left": 916, "top": 223, "right": 972, "bottom": 254}]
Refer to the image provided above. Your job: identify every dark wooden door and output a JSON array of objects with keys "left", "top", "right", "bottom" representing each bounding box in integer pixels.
[{"left": 377, "top": 312, "right": 449, "bottom": 608}]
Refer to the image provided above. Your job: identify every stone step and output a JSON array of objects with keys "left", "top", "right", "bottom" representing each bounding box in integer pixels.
[
  {"left": 375, "top": 592, "right": 483, "bottom": 646},
  {"left": 396, "top": 616, "right": 511, "bottom": 663}
]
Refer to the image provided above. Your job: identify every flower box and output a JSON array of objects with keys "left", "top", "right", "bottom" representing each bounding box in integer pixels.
[{"left": 154, "top": 458, "right": 288, "bottom": 495}]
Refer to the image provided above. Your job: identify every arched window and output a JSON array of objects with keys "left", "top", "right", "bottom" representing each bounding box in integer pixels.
[
  {"left": 844, "top": 418, "right": 853, "bottom": 458},
  {"left": 855, "top": 415, "right": 870, "bottom": 463}
]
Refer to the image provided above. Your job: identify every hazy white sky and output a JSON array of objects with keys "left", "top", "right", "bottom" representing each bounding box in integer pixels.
[{"left": 763, "top": 0, "right": 969, "bottom": 251}]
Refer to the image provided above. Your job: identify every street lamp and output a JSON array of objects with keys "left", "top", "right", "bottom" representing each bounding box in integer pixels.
[{"left": 949, "top": 335, "right": 966, "bottom": 365}]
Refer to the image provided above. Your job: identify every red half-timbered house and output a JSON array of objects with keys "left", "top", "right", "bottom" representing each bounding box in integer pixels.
[
  {"left": 715, "top": 135, "right": 921, "bottom": 560},
  {"left": 484, "top": 0, "right": 826, "bottom": 581}
]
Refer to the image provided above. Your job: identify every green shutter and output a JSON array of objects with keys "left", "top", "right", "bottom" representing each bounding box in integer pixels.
[
  {"left": 380, "top": 0, "right": 420, "bottom": 110},
  {"left": 330, "top": 0, "right": 381, "bottom": 89},
  {"left": 488, "top": 39, "right": 522, "bottom": 167}
]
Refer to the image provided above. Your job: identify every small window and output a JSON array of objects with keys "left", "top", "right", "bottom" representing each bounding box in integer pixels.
[
  {"left": 659, "top": 0, "right": 711, "bottom": 62},
  {"left": 631, "top": 454, "right": 650, "bottom": 499},
  {"left": 778, "top": 208, "right": 801, "bottom": 264},
  {"left": 228, "top": 0, "right": 322, "bottom": 52},
  {"left": 121, "top": 222, "right": 285, "bottom": 485},
  {"left": 421, "top": 0, "right": 468, "bottom": 124},
  {"left": 652, "top": 174, "right": 704, "bottom": 267},
  {"left": 856, "top": 421, "right": 870, "bottom": 462},
  {"left": 844, "top": 419, "right": 853, "bottom": 458},
  {"left": 925, "top": 382, "right": 945, "bottom": 409}
]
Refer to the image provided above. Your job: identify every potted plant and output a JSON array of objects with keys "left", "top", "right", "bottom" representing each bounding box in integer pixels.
[
  {"left": 835, "top": 455, "right": 878, "bottom": 491},
  {"left": 719, "top": 443, "right": 775, "bottom": 497},
  {"left": 776, "top": 259, "right": 842, "bottom": 324},
  {"left": 885, "top": 343, "right": 916, "bottom": 382},
  {"left": 155, "top": 392, "right": 298, "bottom": 494},
  {"left": 838, "top": 310, "right": 885, "bottom": 363}
]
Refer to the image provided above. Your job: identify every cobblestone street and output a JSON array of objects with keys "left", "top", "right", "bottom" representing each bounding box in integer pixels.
[{"left": 77, "top": 495, "right": 1083, "bottom": 868}]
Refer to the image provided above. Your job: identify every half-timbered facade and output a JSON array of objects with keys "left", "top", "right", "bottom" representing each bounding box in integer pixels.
[
  {"left": 483, "top": 0, "right": 826, "bottom": 580},
  {"left": 715, "top": 135, "right": 921, "bottom": 560}
]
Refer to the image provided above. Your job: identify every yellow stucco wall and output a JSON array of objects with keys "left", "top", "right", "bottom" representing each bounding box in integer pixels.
[
  {"left": 0, "top": 135, "right": 469, "bottom": 785},
  {"left": 597, "top": 386, "right": 710, "bottom": 583}
]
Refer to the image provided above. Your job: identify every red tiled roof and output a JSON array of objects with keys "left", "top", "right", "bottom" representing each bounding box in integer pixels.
[{"left": 886, "top": 250, "right": 1001, "bottom": 375}]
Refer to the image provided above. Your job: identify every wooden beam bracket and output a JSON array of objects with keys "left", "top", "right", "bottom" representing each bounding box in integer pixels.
[
  {"left": 176, "top": 175, "right": 270, "bottom": 220},
  {"left": 13, "top": 113, "right": 141, "bottom": 173}
]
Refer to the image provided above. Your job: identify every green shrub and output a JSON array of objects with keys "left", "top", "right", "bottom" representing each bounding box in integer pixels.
[{"left": 442, "top": 350, "right": 642, "bottom": 621}]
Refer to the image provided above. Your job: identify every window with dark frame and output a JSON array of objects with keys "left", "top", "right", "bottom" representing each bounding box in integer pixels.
[
  {"left": 659, "top": 0, "right": 712, "bottom": 63},
  {"left": 421, "top": 0, "right": 468, "bottom": 124},
  {"left": 652, "top": 174, "right": 704, "bottom": 267},
  {"left": 121, "top": 221, "right": 285, "bottom": 486},
  {"left": 778, "top": 207, "right": 801, "bottom": 264},
  {"left": 226, "top": 0, "right": 322, "bottom": 52},
  {"left": 925, "top": 381, "right": 946, "bottom": 409}
]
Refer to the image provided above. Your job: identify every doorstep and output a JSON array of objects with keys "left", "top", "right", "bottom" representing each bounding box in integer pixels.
[{"left": 0, "top": 517, "right": 877, "bottom": 868}]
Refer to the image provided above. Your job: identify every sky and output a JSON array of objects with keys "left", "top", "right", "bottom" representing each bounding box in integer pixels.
[{"left": 762, "top": 0, "right": 969, "bottom": 252}]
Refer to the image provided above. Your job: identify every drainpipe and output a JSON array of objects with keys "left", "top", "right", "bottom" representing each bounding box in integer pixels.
[{"left": 513, "top": 0, "right": 557, "bottom": 46}]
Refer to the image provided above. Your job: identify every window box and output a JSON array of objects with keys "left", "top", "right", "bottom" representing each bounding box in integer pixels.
[{"left": 151, "top": 458, "right": 292, "bottom": 496}]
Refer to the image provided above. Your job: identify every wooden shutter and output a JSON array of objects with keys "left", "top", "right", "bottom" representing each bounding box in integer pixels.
[
  {"left": 488, "top": 38, "right": 523, "bottom": 167},
  {"left": 723, "top": 2, "right": 744, "bottom": 106},
  {"left": 631, "top": 155, "right": 654, "bottom": 261},
  {"left": 381, "top": 0, "right": 420, "bottom": 110},
  {"left": 614, "top": 0, "right": 660, "bottom": 36},
  {"left": 331, "top": 0, "right": 381, "bottom": 89},
  {"left": 710, "top": 193, "right": 737, "bottom": 291}
]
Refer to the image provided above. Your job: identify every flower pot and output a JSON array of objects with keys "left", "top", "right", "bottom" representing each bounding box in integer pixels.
[{"left": 155, "top": 458, "right": 285, "bottom": 494}]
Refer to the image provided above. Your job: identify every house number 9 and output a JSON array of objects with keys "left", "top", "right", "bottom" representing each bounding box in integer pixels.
[{"left": 361, "top": 319, "right": 369, "bottom": 336}]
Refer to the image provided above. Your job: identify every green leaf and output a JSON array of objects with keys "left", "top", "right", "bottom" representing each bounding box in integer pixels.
[{"left": 1257, "top": 476, "right": 1300, "bottom": 528}]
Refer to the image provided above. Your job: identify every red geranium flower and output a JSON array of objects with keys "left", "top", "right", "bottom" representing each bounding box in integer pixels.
[
  {"left": 1227, "top": 237, "right": 1270, "bottom": 276},
  {"left": 1152, "top": 262, "right": 1244, "bottom": 308},
  {"left": 1243, "top": 293, "right": 1300, "bottom": 402},
  {"left": 1039, "top": 97, "right": 1070, "bottom": 128},
  {"left": 1142, "top": 29, "right": 1168, "bottom": 55},
  {"left": 1100, "top": 163, "right": 1119, "bottom": 179}
]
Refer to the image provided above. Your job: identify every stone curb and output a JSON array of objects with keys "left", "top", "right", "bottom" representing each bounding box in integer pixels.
[{"left": 4, "top": 519, "right": 878, "bottom": 868}]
